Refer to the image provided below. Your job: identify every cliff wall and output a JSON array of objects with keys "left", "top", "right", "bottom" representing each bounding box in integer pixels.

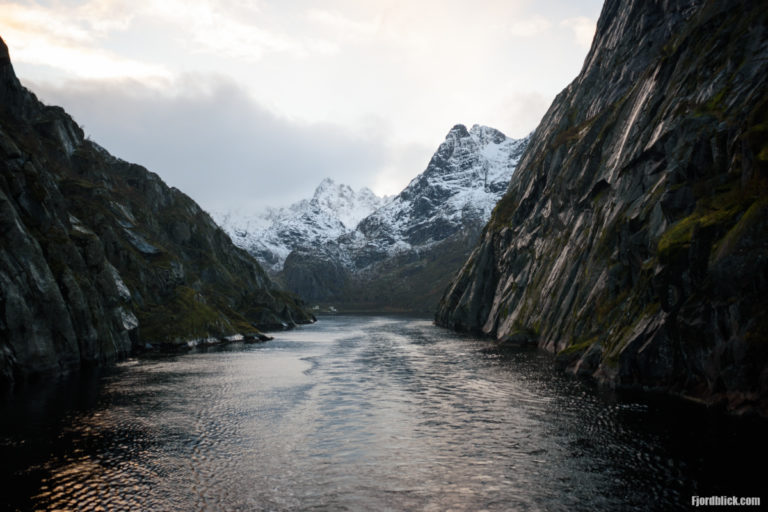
[
  {"left": 436, "top": 0, "right": 768, "bottom": 414},
  {"left": 0, "top": 37, "right": 313, "bottom": 385}
]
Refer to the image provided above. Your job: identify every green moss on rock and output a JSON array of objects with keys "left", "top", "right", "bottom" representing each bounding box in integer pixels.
[
  {"left": 139, "top": 286, "right": 229, "bottom": 344},
  {"left": 557, "top": 337, "right": 598, "bottom": 357}
]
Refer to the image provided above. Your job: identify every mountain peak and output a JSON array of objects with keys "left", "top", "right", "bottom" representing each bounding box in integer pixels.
[
  {"left": 445, "top": 123, "right": 507, "bottom": 146},
  {"left": 313, "top": 177, "right": 341, "bottom": 197},
  {"left": 469, "top": 124, "right": 506, "bottom": 144},
  {"left": 448, "top": 124, "right": 470, "bottom": 138},
  {"left": 317, "top": 177, "right": 336, "bottom": 188},
  {"left": 0, "top": 36, "right": 24, "bottom": 106},
  {"left": 0, "top": 36, "right": 10, "bottom": 64}
]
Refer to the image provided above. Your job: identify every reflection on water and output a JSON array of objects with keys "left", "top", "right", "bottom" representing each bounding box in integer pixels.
[{"left": 1, "top": 316, "right": 765, "bottom": 511}]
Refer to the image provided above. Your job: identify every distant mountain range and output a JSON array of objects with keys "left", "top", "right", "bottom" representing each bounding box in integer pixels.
[
  {"left": 215, "top": 178, "right": 388, "bottom": 273},
  {"left": 218, "top": 124, "right": 529, "bottom": 312}
]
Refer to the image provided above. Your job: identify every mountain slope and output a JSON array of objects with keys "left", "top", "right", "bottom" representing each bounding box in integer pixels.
[
  {"left": 0, "top": 37, "right": 313, "bottom": 385},
  {"left": 281, "top": 124, "right": 529, "bottom": 312},
  {"left": 216, "top": 178, "right": 387, "bottom": 272},
  {"left": 436, "top": 0, "right": 768, "bottom": 414}
]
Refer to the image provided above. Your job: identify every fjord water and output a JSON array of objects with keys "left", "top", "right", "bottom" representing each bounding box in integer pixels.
[{"left": 1, "top": 316, "right": 764, "bottom": 511}]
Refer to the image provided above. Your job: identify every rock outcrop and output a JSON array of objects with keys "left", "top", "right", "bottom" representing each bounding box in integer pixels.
[
  {"left": 0, "top": 36, "right": 313, "bottom": 386},
  {"left": 436, "top": 0, "right": 768, "bottom": 414},
  {"left": 280, "top": 125, "right": 529, "bottom": 312}
]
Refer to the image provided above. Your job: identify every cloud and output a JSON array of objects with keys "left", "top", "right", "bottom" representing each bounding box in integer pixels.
[
  {"left": 306, "top": 9, "right": 380, "bottom": 40},
  {"left": 0, "top": 0, "right": 314, "bottom": 78},
  {"left": 507, "top": 15, "right": 552, "bottom": 37},
  {"left": 0, "top": 1, "right": 170, "bottom": 80},
  {"left": 489, "top": 91, "right": 553, "bottom": 139},
  {"left": 371, "top": 141, "right": 434, "bottom": 197},
  {"left": 12, "top": 43, "right": 170, "bottom": 81},
  {"left": 29, "top": 75, "right": 402, "bottom": 215},
  {"left": 560, "top": 16, "right": 597, "bottom": 48},
  {"left": 141, "top": 0, "right": 306, "bottom": 61},
  {"left": 2, "top": 0, "right": 603, "bottom": 214}
]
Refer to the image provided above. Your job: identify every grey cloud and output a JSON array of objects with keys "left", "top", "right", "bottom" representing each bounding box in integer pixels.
[{"left": 27, "top": 76, "right": 394, "bottom": 214}]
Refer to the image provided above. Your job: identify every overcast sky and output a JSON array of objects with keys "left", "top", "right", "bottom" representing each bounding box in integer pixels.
[{"left": 1, "top": 0, "right": 603, "bottom": 215}]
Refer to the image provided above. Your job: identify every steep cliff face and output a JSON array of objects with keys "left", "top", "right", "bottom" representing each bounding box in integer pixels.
[
  {"left": 0, "top": 37, "right": 313, "bottom": 385},
  {"left": 436, "top": 0, "right": 768, "bottom": 414},
  {"left": 281, "top": 125, "right": 528, "bottom": 312}
]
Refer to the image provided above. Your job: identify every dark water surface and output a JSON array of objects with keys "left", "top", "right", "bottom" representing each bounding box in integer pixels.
[{"left": 1, "top": 316, "right": 765, "bottom": 511}]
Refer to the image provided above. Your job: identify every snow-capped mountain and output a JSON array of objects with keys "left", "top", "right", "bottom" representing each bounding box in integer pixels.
[
  {"left": 216, "top": 178, "right": 388, "bottom": 272},
  {"left": 280, "top": 124, "right": 530, "bottom": 311}
]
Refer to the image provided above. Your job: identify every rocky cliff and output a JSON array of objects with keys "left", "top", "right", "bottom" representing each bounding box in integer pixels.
[
  {"left": 0, "top": 37, "right": 313, "bottom": 386},
  {"left": 436, "top": 0, "right": 768, "bottom": 414},
  {"left": 281, "top": 125, "right": 528, "bottom": 312}
]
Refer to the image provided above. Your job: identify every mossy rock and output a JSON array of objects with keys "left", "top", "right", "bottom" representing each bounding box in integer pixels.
[
  {"left": 657, "top": 176, "right": 763, "bottom": 262},
  {"left": 138, "top": 286, "right": 232, "bottom": 344}
]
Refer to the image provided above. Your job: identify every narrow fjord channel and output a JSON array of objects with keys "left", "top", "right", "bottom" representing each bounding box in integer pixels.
[{"left": 1, "top": 316, "right": 765, "bottom": 511}]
